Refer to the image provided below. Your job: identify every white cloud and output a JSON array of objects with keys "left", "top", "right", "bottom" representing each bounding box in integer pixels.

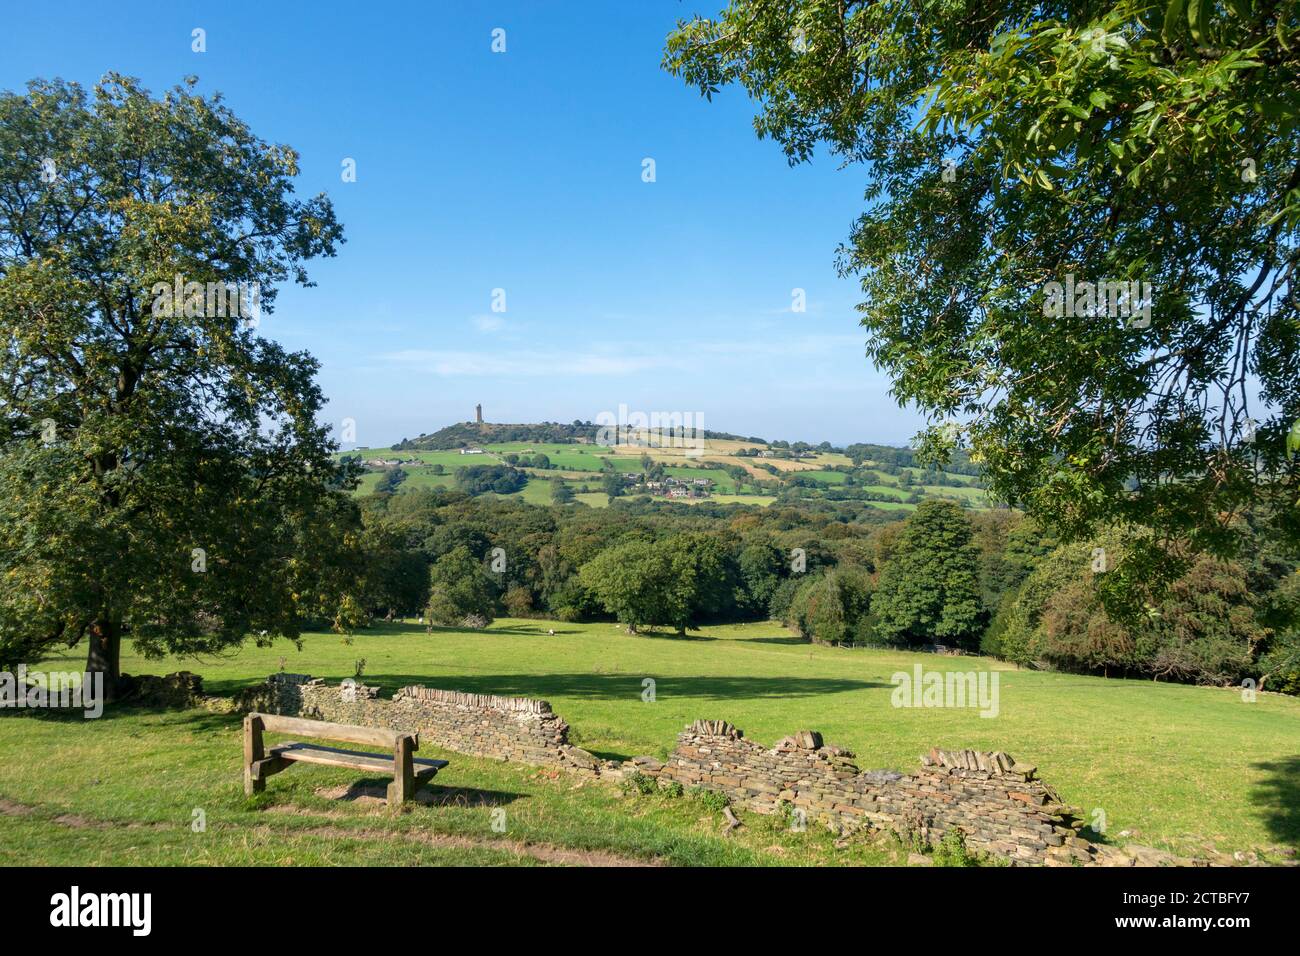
[
  {"left": 377, "top": 332, "right": 864, "bottom": 378},
  {"left": 379, "top": 348, "right": 682, "bottom": 377}
]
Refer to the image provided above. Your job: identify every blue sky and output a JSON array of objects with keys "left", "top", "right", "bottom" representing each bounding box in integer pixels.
[{"left": 1, "top": 0, "right": 927, "bottom": 448}]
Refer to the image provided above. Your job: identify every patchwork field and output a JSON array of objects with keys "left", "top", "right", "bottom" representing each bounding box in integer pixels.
[
  {"left": 346, "top": 436, "right": 988, "bottom": 512},
  {"left": 8, "top": 618, "right": 1297, "bottom": 866}
]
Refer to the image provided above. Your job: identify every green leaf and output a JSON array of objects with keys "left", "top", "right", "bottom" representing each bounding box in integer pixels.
[
  {"left": 1188, "top": 0, "right": 1206, "bottom": 45},
  {"left": 1163, "top": 0, "right": 1186, "bottom": 43}
]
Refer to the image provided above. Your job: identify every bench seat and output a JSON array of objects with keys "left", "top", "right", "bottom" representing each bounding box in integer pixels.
[
  {"left": 243, "top": 712, "right": 449, "bottom": 806},
  {"left": 267, "top": 742, "right": 448, "bottom": 779}
]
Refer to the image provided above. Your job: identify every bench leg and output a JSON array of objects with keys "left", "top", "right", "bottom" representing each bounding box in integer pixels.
[
  {"left": 388, "top": 735, "right": 416, "bottom": 806},
  {"left": 243, "top": 715, "right": 266, "bottom": 795}
]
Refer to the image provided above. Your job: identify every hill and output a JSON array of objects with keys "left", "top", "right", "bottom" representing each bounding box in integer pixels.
[
  {"left": 394, "top": 420, "right": 773, "bottom": 451},
  {"left": 348, "top": 420, "right": 992, "bottom": 513}
]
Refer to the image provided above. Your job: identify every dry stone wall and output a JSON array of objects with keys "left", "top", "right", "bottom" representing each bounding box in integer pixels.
[
  {"left": 255, "top": 673, "right": 604, "bottom": 773},
  {"left": 239, "top": 675, "right": 1094, "bottom": 865},
  {"left": 626, "top": 720, "right": 1098, "bottom": 866}
]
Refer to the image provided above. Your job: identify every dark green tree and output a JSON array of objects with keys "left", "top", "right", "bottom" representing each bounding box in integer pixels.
[
  {"left": 738, "top": 539, "right": 786, "bottom": 614},
  {"left": 550, "top": 479, "right": 575, "bottom": 504},
  {"left": 375, "top": 467, "right": 407, "bottom": 494},
  {"left": 666, "top": 1, "right": 1300, "bottom": 592},
  {"left": 578, "top": 539, "right": 676, "bottom": 633},
  {"left": 872, "top": 501, "right": 983, "bottom": 647},
  {"left": 662, "top": 532, "right": 737, "bottom": 632},
  {"left": 425, "top": 546, "right": 495, "bottom": 627},
  {"left": 601, "top": 471, "right": 625, "bottom": 502},
  {"left": 0, "top": 75, "right": 355, "bottom": 696}
]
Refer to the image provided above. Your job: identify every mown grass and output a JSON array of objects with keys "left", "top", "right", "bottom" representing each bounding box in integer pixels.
[
  {"left": 0, "top": 704, "right": 900, "bottom": 867},
  {"left": 10, "top": 618, "right": 1298, "bottom": 864}
]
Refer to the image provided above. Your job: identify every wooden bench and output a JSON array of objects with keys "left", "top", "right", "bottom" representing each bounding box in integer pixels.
[{"left": 243, "top": 713, "right": 448, "bottom": 806}]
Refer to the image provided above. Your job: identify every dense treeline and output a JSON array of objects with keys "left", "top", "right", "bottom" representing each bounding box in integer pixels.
[{"left": 355, "top": 487, "right": 1300, "bottom": 693}]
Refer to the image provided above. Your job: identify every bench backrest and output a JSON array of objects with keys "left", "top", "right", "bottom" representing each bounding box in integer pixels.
[{"left": 250, "top": 713, "right": 417, "bottom": 750}]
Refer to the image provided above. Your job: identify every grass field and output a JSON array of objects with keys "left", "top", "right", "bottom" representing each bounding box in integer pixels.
[
  {"left": 6, "top": 618, "right": 1297, "bottom": 866},
  {"left": 344, "top": 439, "right": 989, "bottom": 512}
]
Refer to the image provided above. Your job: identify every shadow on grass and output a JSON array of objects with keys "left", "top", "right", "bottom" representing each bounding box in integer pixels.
[
  {"left": 1249, "top": 755, "right": 1300, "bottom": 849},
  {"left": 411, "top": 623, "right": 586, "bottom": 637},
  {"left": 356, "top": 672, "right": 886, "bottom": 701},
  {"left": 1, "top": 703, "right": 241, "bottom": 732},
  {"left": 309, "top": 779, "right": 526, "bottom": 809},
  {"left": 584, "top": 747, "right": 633, "bottom": 763},
  {"left": 736, "top": 636, "right": 810, "bottom": 646}
]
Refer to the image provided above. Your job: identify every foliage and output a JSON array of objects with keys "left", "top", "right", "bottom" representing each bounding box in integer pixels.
[
  {"left": 374, "top": 467, "right": 407, "bottom": 494},
  {"left": 354, "top": 483, "right": 1298, "bottom": 690},
  {"left": 550, "top": 478, "right": 575, "bottom": 504},
  {"left": 619, "top": 769, "right": 658, "bottom": 796},
  {"left": 1001, "top": 532, "right": 1269, "bottom": 682},
  {"left": 931, "top": 828, "right": 984, "bottom": 867},
  {"left": 665, "top": 0, "right": 1300, "bottom": 595},
  {"left": 357, "top": 520, "right": 428, "bottom": 618},
  {"left": 872, "top": 501, "right": 984, "bottom": 647},
  {"left": 0, "top": 75, "right": 356, "bottom": 692},
  {"left": 784, "top": 566, "right": 875, "bottom": 645},
  {"left": 688, "top": 786, "right": 731, "bottom": 813},
  {"left": 425, "top": 546, "right": 495, "bottom": 627},
  {"left": 454, "top": 464, "right": 527, "bottom": 496}
]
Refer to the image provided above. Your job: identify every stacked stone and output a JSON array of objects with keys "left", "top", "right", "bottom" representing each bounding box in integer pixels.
[
  {"left": 239, "top": 675, "right": 1098, "bottom": 865},
  {"left": 395, "top": 686, "right": 553, "bottom": 715},
  {"left": 254, "top": 674, "right": 586, "bottom": 772},
  {"left": 921, "top": 747, "right": 1033, "bottom": 779},
  {"left": 629, "top": 720, "right": 1098, "bottom": 866}
]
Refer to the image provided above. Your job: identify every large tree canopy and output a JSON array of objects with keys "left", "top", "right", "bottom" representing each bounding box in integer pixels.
[
  {"left": 872, "top": 500, "right": 985, "bottom": 647},
  {"left": 0, "top": 75, "right": 361, "bottom": 694},
  {"left": 666, "top": 1, "right": 1300, "bottom": 599}
]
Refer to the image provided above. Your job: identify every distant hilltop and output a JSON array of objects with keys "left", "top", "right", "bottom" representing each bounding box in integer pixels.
[
  {"left": 393, "top": 420, "right": 772, "bottom": 452},
  {"left": 387, "top": 420, "right": 979, "bottom": 475}
]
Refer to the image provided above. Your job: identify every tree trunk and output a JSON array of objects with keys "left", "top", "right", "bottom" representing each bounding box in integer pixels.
[{"left": 85, "top": 618, "right": 122, "bottom": 702}]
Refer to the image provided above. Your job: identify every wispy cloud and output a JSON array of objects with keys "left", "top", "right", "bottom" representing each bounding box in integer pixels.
[
  {"left": 379, "top": 349, "right": 683, "bottom": 377},
  {"left": 377, "top": 332, "right": 864, "bottom": 378}
]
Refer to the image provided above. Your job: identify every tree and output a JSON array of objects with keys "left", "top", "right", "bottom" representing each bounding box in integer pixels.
[
  {"left": 785, "top": 566, "right": 874, "bottom": 645},
  {"left": 993, "top": 529, "right": 1271, "bottom": 683},
  {"left": 375, "top": 467, "right": 407, "bottom": 494},
  {"left": 0, "top": 76, "right": 356, "bottom": 697},
  {"left": 425, "top": 546, "right": 495, "bottom": 627},
  {"left": 738, "top": 539, "right": 786, "bottom": 614},
  {"left": 872, "top": 501, "right": 983, "bottom": 647},
  {"left": 503, "top": 584, "right": 534, "bottom": 617},
  {"left": 454, "top": 464, "right": 526, "bottom": 496},
  {"left": 661, "top": 532, "right": 737, "bottom": 633},
  {"left": 666, "top": 1, "right": 1300, "bottom": 594},
  {"left": 578, "top": 539, "right": 675, "bottom": 633},
  {"left": 601, "top": 471, "right": 624, "bottom": 502},
  {"left": 358, "top": 519, "right": 427, "bottom": 619},
  {"left": 550, "top": 479, "right": 575, "bottom": 504}
]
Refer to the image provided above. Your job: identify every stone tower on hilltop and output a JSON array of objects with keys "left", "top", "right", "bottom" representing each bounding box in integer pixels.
[{"left": 475, "top": 403, "right": 483, "bottom": 424}]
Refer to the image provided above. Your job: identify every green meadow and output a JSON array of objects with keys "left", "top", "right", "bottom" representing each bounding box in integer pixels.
[
  {"left": 5, "top": 618, "right": 1296, "bottom": 866},
  {"left": 347, "top": 440, "right": 988, "bottom": 512}
]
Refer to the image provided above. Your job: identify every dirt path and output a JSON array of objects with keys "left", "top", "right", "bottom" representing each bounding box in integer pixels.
[{"left": 0, "top": 794, "right": 662, "bottom": 867}]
